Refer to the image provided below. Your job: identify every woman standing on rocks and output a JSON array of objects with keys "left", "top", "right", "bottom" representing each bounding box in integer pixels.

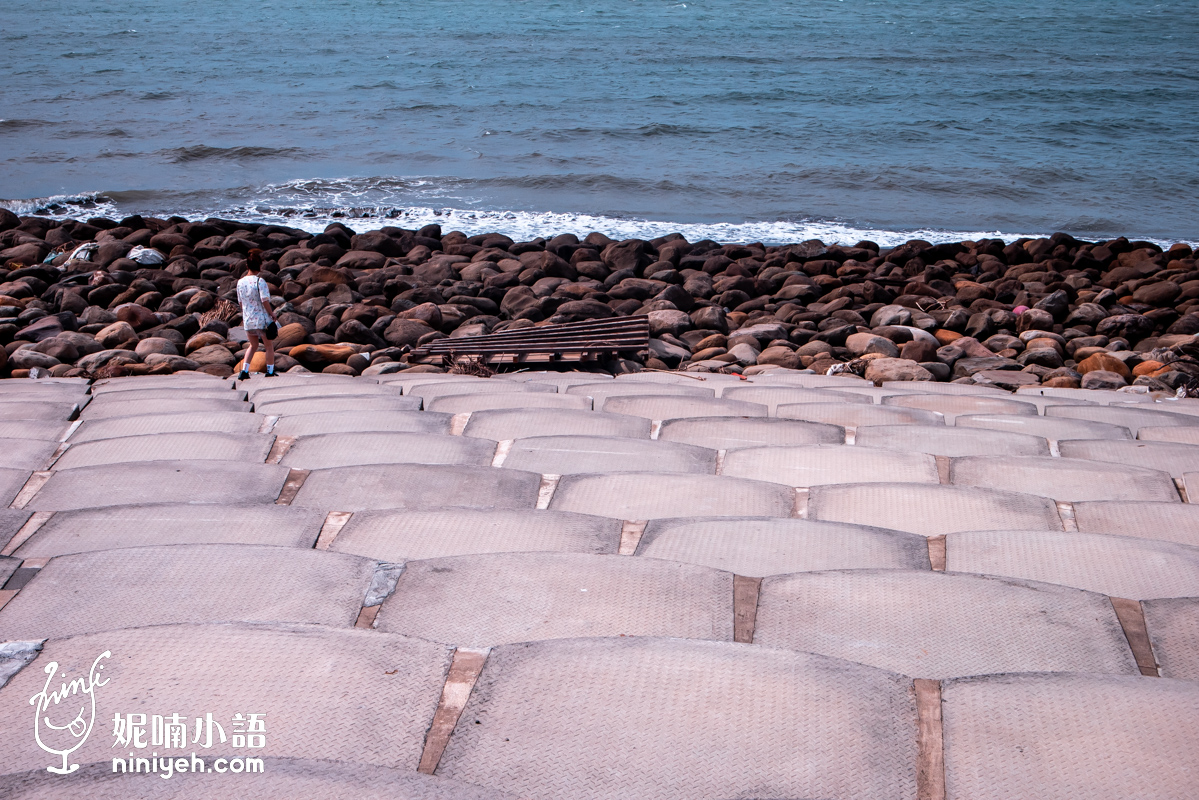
[{"left": 236, "top": 249, "right": 279, "bottom": 379}]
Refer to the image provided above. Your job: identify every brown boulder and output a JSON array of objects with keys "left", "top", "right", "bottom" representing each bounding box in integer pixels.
[
  {"left": 1077, "top": 352, "right": 1131, "bottom": 379},
  {"left": 274, "top": 322, "right": 308, "bottom": 349},
  {"left": 95, "top": 321, "right": 138, "bottom": 349},
  {"left": 756, "top": 346, "right": 801, "bottom": 369},
  {"left": 1081, "top": 369, "right": 1128, "bottom": 389},
  {"left": 400, "top": 302, "right": 442, "bottom": 328},
  {"left": 134, "top": 337, "right": 179, "bottom": 358},
  {"left": 188, "top": 343, "right": 238, "bottom": 366},
  {"left": 383, "top": 318, "right": 435, "bottom": 348},
  {"left": 864, "top": 358, "right": 933, "bottom": 384}
]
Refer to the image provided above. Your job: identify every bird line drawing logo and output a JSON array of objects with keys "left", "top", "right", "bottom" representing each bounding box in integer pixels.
[{"left": 28, "top": 650, "right": 111, "bottom": 774}]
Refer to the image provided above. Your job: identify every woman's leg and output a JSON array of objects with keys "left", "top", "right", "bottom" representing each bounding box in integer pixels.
[
  {"left": 242, "top": 332, "right": 261, "bottom": 373},
  {"left": 263, "top": 333, "right": 276, "bottom": 374}
]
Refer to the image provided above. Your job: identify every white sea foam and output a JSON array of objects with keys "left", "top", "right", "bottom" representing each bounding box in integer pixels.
[{"left": 3, "top": 190, "right": 1193, "bottom": 250}]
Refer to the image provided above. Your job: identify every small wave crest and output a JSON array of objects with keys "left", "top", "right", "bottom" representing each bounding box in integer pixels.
[
  {"left": 162, "top": 145, "right": 307, "bottom": 164},
  {"left": 3, "top": 179, "right": 1192, "bottom": 249}
]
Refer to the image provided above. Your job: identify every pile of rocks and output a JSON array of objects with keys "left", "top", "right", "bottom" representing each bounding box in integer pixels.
[{"left": 1, "top": 207, "right": 1197, "bottom": 389}]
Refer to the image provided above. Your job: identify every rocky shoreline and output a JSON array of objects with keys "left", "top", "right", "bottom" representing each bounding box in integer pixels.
[{"left": 0, "top": 208, "right": 1196, "bottom": 391}]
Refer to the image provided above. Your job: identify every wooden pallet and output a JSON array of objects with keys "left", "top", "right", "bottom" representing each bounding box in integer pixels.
[{"left": 409, "top": 316, "right": 650, "bottom": 366}]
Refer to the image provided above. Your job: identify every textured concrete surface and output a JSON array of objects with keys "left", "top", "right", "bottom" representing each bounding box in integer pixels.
[
  {"left": 254, "top": 396, "right": 422, "bottom": 415},
  {"left": 0, "top": 759, "right": 514, "bottom": 800},
  {"left": 28, "top": 460, "right": 290, "bottom": 510},
  {"left": 80, "top": 396, "right": 249, "bottom": 419},
  {"left": 720, "top": 385, "right": 873, "bottom": 412},
  {"left": 854, "top": 424, "right": 1049, "bottom": 457},
  {"left": 427, "top": 392, "right": 593, "bottom": 413},
  {"left": 0, "top": 438, "right": 58, "bottom": 470},
  {"left": 293, "top": 464, "right": 542, "bottom": 511},
  {"left": 270, "top": 410, "right": 452, "bottom": 437},
  {"left": 947, "top": 529, "right": 1199, "bottom": 599},
  {"left": 950, "top": 455, "right": 1180, "bottom": 502},
  {"left": 882, "top": 393, "right": 1039, "bottom": 422},
  {"left": 376, "top": 552, "right": 733, "bottom": 646},
  {"left": 54, "top": 432, "right": 274, "bottom": 470},
  {"left": 551, "top": 472, "right": 796, "bottom": 519},
  {"left": 437, "top": 637, "right": 918, "bottom": 800},
  {"left": 0, "top": 624, "right": 452, "bottom": 775},
  {"left": 331, "top": 509, "right": 621, "bottom": 561},
  {"left": 1143, "top": 598, "right": 1199, "bottom": 681},
  {"left": 9, "top": 503, "right": 325, "bottom": 557},
  {"left": 754, "top": 569, "right": 1137, "bottom": 678},
  {"left": 1047, "top": 403, "right": 1199, "bottom": 433},
  {"left": 282, "top": 431, "right": 496, "bottom": 469},
  {"left": 1058, "top": 439, "right": 1199, "bottom": 478},
  {"left": 463, "top": 408, "right": 651, "bottom": 440},
  {"left": 777, "top": 402, "right": 945, "bottom": 427},
  {"left": 721, "top": 444, "right": 939, "bottom": 487},
  {"left": 808, "top": 482, "right": 1063, "bottom": 536},
  {"left": 636, "top": 517, "right": 930, "bottom": 576},
  {"left": 70, "top": 411, "right": 265, "bottom": 443},
  {"left": 1072, "top": 500, "right": 1199, "bottom": 547},
  {"left": 0, "top": 544, "right": 375, "bottom": 638},
  {"left": 941, "top": 674, "right": 1199, "bottom": 800},
  {"left": 956, "top": 412, "right": 1133, "bottom": 441},
  {"left": 601, "top": 394, "right": 767, "bottom": 419},
  {"left": 658, "top": 415, "right": 843, "bottom": 449},
  {"left": 501, "top": 435, "right": 715, "bottom": 475},
  {"left": 0, "top": 371, "right": 1194, "bottom": 799}
]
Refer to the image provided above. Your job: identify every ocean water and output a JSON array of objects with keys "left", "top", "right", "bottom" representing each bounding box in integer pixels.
[{"left": 1, "top": 0, "right": 1196, "bottom": 246}]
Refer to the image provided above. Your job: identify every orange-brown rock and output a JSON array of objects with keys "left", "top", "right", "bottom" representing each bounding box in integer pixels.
[
  {"left": 1133, "top": 360, "right": 1165, "bottom": 377},
  {"left": 934, "top": 329, "right": 962, "bottom": 346},
  {"left": 1077, "top": 352, "right": 1131, "bottom": 379}
]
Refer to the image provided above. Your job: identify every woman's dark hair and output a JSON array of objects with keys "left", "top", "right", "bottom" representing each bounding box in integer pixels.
[{"left": 245, "top": 249, "right": 263, "bottom": 272}]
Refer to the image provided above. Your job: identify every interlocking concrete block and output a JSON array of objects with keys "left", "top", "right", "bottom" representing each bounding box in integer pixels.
[
  {"left": 755, "top": 569, "right": 1136, "bottom": 678},
  {"left": 0, "top": 402, "right": 80, "bottom": 421},
  {"left": 1143, "top": 598, "right": 1199, "bottom": 681},
  {"left": 0, "top": 468, "right": 33, "bottom": 507},
  {"left": 719, "top": 386, "right": 872, "bottom": 412},
  {"left": 11, "top": 503, "right": 325, "bottom": 558},
  {"left": 880, "top": 380, "right": 1008, "bottom": 395},
  {"left": 1138, "top": 426, "right": 1199, "bottom": 445},
  {"left": 0, "top": 420, "right": 72, "bottom": 441},
  {"left": 332, "top": 509, "right": 621, "bottom": 561},
  {"left": 551, "top": 472, "right": 796, "bottom": 519},
  {"left": 463, "top": 408, "right": 651, "bottom": 441},
  {"left": 808, "top": 483, "right": 1062, "bottom": 536},
  {"left": 637, "top": 517, "right": 929, "bottom": 577},
  {"left": 881, "top": 393, "right": 1038, "bottom": 423},
  {"left": 0, "top": 544, "right": 376, "bottom": 639},
  {"left": 54, "top": 432, "right": 274, "bottom": 470},
  {"left": 854, "top": 424, "right": 1049, "bottom": 457},
  {"left": 438, "top": 637, "right": 918, "bottom": 800},
  {"left": 501, "top": 435, "right": 715, "bottom": 475},
  {"left": 0, "top": 438, "right": 58, "bottom": 470},
  {"left": 566, "top": 383, "right": 715, "bottom": 401},
  {"left": 1072, "top": 500, "right": 1199, "bottom": 547},
  {"left": 282, "top": 432, "right": 496, "bottom": 470},
  {"left": 427, "top": 393, "right": 593, "bottom": 414},
  {"left": 956, "top": 412, "right": 1133, "bottom": 441},
  {"left": 601, "top": 395, "right": 767, "bottom": 420},
  {"left": 0, "top": 758, "right": 515, "bottom": 800},
  {"left": 254, "top": 396, "right": 422, "bottom": 415},
  {"left": 92, "top": 374, "right": 226, "bottom": 393},
  {"left": 271, "top": 410, "right": 452, "bottom": 438},
  {"left": 721, "top": 444, "right": 938, "bottom": 487},
  {"left": 950, "top": 455, "right": 1179, "bottom": 502},
  {"left": 406, "top": 380, "right": 558, "bottom": 400},
  {"left": 658, "top": 416, "right": 843, "bottom": 449},
  {"left": 27, "top": 460, "right": 290, "bottom": 511},
  {"left": 80, "top": 397, "right": 249, "bottom": 419},
  {"left": 293, "top": 464, "right": 541, "bottom": 512},
  {"left": 1059, "top": 439, "right": 1199, "bottom": 479},
  {"left": 777, "top": 402, "right": 944, "bottom": 427},
  {"left": 941, "top": 673, "right": 1199, "bottom": 800},
  {"left": 70, "top": 411, "right": 266, "bottom": 443},
  {"left": 0, "top": 624, "right": 452, "bottom": 775},
  {"left": 1047, "top": 404, "right": 1199, "bottom": 434},
  {"left": 376, "top": 552, "right": 733, "bottom": 646},
  {"left": 947, "top": 529, "right": 1199, "bottom": 599}
]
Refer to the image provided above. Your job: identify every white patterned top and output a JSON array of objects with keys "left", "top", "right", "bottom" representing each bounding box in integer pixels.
[{"left": 236, "top": 275, "right": 273, "bottom": 332}]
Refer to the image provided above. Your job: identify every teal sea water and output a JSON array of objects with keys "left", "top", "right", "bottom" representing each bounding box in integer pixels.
[{"left": 1, "top": 0, "right": 1196, "bottom": 244}]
